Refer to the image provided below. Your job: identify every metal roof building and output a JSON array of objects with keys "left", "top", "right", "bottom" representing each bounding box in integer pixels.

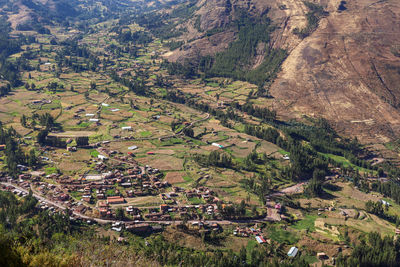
[{"left": 288, "top": 246, "right": 298, "bottom": 257}]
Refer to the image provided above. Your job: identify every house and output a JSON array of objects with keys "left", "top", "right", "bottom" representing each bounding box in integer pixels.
[
  {"left": 211, "top": 143, "right": 224, "bottom": 148},
  {"left": 160, "top": 204, "right": 169, "bottom": 213},
  {"left": 98, "top": 155, "right": 108, "bottom": 160},
  {"left": 122, "top": 126, "right": 132, "bottom": 131},
  {"left": 255, "top": 236, "right": 266, "bottom": 244},
  {"left": 82, "top": 195, "right": 92, "bottom": 202},
  {"left": 59, "top": 194, "right": 69, "bottom": 201},
  {"left": 380, "top": 199, "right": 390, "bottom": 206},
  {"left": 19, "top": 174, "right": 31, "bottom": 180},
  {"left": 102, "top": 103, "right": 109, "bottom": 107},
  {"left": 107, "top": 196, "right": 125, "bottom": 205},
  {"left": 287, "top": 247, "right": 298, "bottom": 257},
  {"left": 121, "top": 182, "right": 132, "bottom": 187},
  {"left": 89, "top": 118, "right": 99, "bottom": 122},
  {"left": 98, "top": 201, "right": 109, "bottom": 208},
  {"left": 17, "top": 164, "right": 28, "bottom": 171},
  {"left": 317, "top": 252, "right": 328, "bottom": 260},
  {"left": 75, "top": 205, "right": 87, "bottom": 214},
  {"left": 128, "top": 146, "right": 138, "bottom": 150},
  {"left": 85, "top": 114, "right": 95, "bottom": 117},
  {"left": 98, "top": 207, "right": 108, "bottom": 217}
]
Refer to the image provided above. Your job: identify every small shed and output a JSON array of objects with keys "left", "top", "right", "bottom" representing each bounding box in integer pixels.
[
  {"left": 287, "top": 247, "right": 298, "bottom": 257},
  {"left": 98, "top": 155, "right": 108, "bottom": 160},
  {"left": 211, "top": 143, "right": 224, "bottom": 148},
  {"left": 255, "top": 236, "right": 266, "bottom": 244},
  {"left": 380, "top": 199, "right": 390, "bottom": 206}
]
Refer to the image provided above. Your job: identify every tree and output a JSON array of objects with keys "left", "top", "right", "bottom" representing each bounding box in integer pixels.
[
  {"left": 183, "top": 127, "right": 194, "bottom": 138},
  {"left": 238, "top": 200, "right": 246, "bottom": 216},
  {"left": 115, "top": 208, "right": 125, "bottom": 220},
  {"left": 20, "top": 115, "right": 27, "bottom": 128},
  {"left": 76, "top": 136, "right": 89, "bottom": 147},
  {"left": 27, "top": 149, "right": 38, "bottom": 167},
  {"left": 90, "top": 81, "right": 96, "bottom": 90},
  {"left": 37, "top": 130, "right": 48, "bottom": 145},
  {"left": 305, "top": 178, "right": 323, "bottom": 197}
]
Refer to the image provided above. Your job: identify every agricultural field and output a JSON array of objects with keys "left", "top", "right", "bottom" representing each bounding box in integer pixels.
[{"left": 1, "top": 1, "right": 400, "bottom": 266}]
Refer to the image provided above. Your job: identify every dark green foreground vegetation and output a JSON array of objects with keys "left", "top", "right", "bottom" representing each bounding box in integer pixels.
[
  {"left": 0, "top": 190, "right": 309, "bottom": 267},
  {"left": 2, "top": 189, "right": 400, "bottom": 267}
]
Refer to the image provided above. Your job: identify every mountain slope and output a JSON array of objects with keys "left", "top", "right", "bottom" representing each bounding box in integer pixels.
[
  {"left": 161, "top": 0, "right": 400, "bottom": 144},
  {"left": 270, "top": 0, "right": 400, "bottom": 143}
]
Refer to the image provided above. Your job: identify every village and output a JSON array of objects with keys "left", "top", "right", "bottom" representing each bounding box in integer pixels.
[
  {"left": 0, "top": 3, "right": 398, "bottom": 263},
  {"left": 3, "top": 155, "right": 389, "bottom": 267}
]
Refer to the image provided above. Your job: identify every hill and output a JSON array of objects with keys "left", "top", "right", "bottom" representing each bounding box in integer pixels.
[{"left": 159, "top": 0, "right": 400, "bottom": 144}]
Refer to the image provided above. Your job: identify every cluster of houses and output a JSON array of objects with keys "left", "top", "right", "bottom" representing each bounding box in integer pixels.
[
  {"left": 0, "top": 178, "right": 91, "bottom": 216},
  {"left": 184, "top": 186, "right": 219, "bottom": 203},
  {"left": 0, "top": 183, "right": 29, "bottom": 197},
  {"left": 234, "top": 225, "right": 268, "bottom": 244}
]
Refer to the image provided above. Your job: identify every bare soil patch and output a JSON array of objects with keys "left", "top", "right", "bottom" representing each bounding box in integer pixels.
[{"left": 165, "top": 171, "right": 185, "bottom": 184}]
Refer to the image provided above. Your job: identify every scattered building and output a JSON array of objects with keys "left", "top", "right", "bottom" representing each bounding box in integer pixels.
[
  {"left": 211, "top": 143, "right": 224, "bottom": 149},
  {"left": 106, "top": 196, "right": 125, "bottom": 205},
  {"left": 287, "top": 247, "right": 298, "bottom": 257},
  {"left": 380, "top": 199, "right": 390, "bottom": 206},
  {"left": 255, "top": 236, "right": 267, "bottom": 244},
  {"left": 98, "top": 155, "right": 108, "bottom": 160}
]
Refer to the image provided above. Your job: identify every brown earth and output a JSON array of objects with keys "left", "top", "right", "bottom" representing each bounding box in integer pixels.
[
  {"left": 164, "top": 171, "right": 185, "bottom": 184},
  {"left": 165, "top": 0, "right": 400, "bottom": 145},
  {"left": 270, "top": 0, "right": 400, "bottom": 144}
]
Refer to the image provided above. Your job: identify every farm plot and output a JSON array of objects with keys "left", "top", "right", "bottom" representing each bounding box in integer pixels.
[{"left": 136, "top": 154, "right": 184, "bottom": 171}]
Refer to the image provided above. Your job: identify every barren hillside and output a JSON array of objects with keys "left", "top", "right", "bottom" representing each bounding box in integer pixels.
[
  {"left": 164, "top": 0, "right": 400, "bottom": 144},
  {"left": 270, "top": 0, "right": 400, "bottom": 144}
]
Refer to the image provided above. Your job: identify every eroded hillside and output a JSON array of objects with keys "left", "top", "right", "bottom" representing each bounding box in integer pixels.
[
  {"left": 163, "top": 0, "right": 400, "bottom": 144},
  {"left": 270, "top": 0, "right": 400, "bottom": 144}
]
